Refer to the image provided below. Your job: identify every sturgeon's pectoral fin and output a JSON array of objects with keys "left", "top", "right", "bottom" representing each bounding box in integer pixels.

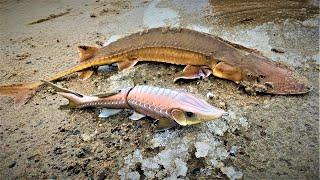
[
  {"left": 154, "top": 118, "right": 179, "bottom": 132},
  {"left": 117, "top": 60, "right": 138, "bottom": 71},
  {"left": 174, "top": 65, "right": 212, "bottom": 82},
  {"left": 129, "top": 111, "right": 146, "bottom": 121},
  {"left": 98, "top": 108, "right": 123, "bottom": 118},
  {"left": 78, "top": 70, "right": 94, "bottom": 80},
  {"left": 77, "top": 45, "right": 99, "bottom": 61}
]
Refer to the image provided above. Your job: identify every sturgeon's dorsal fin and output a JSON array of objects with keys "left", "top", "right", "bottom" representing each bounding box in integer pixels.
[
  {"left": 77, "top": 45, "right": 99, "bottom": 61},
  {"left": 77, "top": 45, "right": 100, "bottom": 80},
  {"left": 91, "top": 90, "right": 120, "bottom": 98}
]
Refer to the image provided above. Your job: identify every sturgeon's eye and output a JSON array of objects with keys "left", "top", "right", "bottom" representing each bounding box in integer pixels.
[
  {"left": 259, "top": 75, "right": 264, "bottom": 79},
  {"left": 185, "top": 112, "right": 194, "bottom": 117}
]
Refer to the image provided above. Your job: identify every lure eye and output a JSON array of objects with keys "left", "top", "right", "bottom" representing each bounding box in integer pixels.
[{"left": 185, "top": 112, "right": 194, "bottom": 118}]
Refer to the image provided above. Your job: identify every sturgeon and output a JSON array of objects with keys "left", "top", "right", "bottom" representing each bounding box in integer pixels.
[
  {"left": 0, "top": 27, "right": 312, "bottom": 106},
  {"left": 43, "top": 81, "right": 226, "bottom": 131}
]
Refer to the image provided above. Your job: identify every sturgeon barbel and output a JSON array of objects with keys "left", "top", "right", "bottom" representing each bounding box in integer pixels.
[{"left": 43, "top": 81, "right": 226, "bottom": 131}]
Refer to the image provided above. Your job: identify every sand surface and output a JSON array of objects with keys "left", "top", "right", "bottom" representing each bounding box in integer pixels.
[{"left": 0, "top": 0, "right": 319, "bottom": 179}]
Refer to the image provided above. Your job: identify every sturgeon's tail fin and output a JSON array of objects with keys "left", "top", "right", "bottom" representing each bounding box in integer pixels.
[
  {"left": 56, "top": 92, "right": 83, "bottom": 108},
  {"left": 0, "top": 82, "right": 39, "bottom": 107},
  {"left": 41, "top": 80, "right": 84, "bottom": 108}
]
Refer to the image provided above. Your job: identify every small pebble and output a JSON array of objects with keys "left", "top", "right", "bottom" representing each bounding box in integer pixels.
[
  {"left": 219, "top": 102, "right": 226, "bottom": 108},
  {"left": 229, "top": 146, "right": 238, "bottom": 156},
  {"left": 9, "top": 161, "right": 16, "bottom": 168},
  {"left": 206, "top": 92, "right": 214, "bottom": 99},
  {"left": 81, "top": 134, "right": 91, "bottom": 141}
]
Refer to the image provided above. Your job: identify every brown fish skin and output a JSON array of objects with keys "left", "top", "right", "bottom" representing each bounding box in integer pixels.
[
  {"left": 47, "top": 83, "right": 226, "bottom": 128},
  {"left": 0, "top": 27, "right": 312, "bottom": 106}
]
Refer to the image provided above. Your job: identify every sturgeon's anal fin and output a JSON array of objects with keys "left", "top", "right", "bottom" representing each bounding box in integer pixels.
[
  {"left": 99, "top": 108, "right": 122, "bottom": 118},
  {"left": 78, "top": 69, "right": 94, "bottom": 80},
  {"left": 129, "top": 111, "right": 146, "bottom": 121},
  {"left": 117, "top": 60, "right": 138, "bottom": 71},
  {"left": 154, "top": 118, "right": 179, "bottom": 132},
  {"left": 174, "top": 65, "right": 212, "bottom": 82},
  {"left": 77, "top": 45, "right": 99, "bottom": 61}
]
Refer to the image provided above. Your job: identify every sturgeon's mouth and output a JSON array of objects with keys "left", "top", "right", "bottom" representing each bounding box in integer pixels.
[{"left": 241, "top": 73, "right": 313, "bottom": 95}]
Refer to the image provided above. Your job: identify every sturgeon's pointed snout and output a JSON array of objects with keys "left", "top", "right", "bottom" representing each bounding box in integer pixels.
[
  {"left": 242, "top": 54, "right": 312, "bottom": 95},
  {"left": 206, "top": 106, "right": 226, "bottom": 120},
  {"left": 265, "top": 81, "right": 313, "bottom": 95},
  {"left": 174, "top": 92, "right": 228, "bottom": 125}
]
